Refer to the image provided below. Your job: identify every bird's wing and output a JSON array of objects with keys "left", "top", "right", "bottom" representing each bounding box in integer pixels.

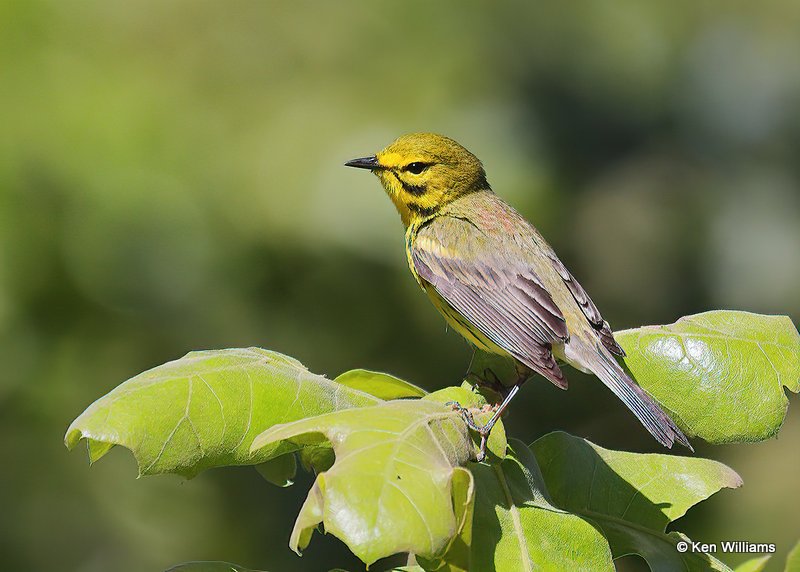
[
  {"left": 545, "top": 252, "right": 625, "bottom": 356},
  {"left": 411, "top": 216, "right": 569, "bottom": 388}
]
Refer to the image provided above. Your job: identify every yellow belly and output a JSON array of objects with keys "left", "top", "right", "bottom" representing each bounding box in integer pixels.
[{"left": 423, "top": 284, "right": 510, "bottom": 357}]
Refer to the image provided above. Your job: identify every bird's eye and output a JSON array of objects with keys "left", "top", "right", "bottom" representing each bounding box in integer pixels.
[{"left": 405, "top": 162, "right": 428, "bottom": 175}]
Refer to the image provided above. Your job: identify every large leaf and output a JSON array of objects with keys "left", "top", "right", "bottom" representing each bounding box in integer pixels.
[
  {"left": 617, "top": 311, "right": 800, "bottom": 443},
  {"left": 429, "top": 438, "right": 613, "bottom": 572},
  {"left": 251, "top": 389, "right": 506, "bottom": 566},
  {"left": 334, "top": 368, "right": 427, "bottom": 399},
  {"left": 65, "top": 348, "right": 379, "bottom": 477},
  {"left": 532, "top": 431, "right": 741, "bottom": 571}
]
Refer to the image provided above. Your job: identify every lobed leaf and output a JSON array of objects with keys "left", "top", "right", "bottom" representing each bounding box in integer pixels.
[
  {"left": 64, "top": 348, "right": 379, "bottom": 477},
  {"left": 251, "top": 396, "right": 506, "bottom": 566},
  {"left": 617, "top": 311, "right": 800, "bottom": 443},
  {"left": 532, "top": 431, "right": 741, "bottom": 571}
]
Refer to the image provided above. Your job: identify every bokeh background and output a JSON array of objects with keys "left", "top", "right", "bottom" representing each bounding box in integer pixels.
[{"left": 2, "top": 1, "right": 799, "bottom": 570}]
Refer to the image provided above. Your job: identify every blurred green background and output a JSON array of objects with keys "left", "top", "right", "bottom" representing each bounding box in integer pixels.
[{"left": 2, "top": 1, "right": 799, "bottom": 570}]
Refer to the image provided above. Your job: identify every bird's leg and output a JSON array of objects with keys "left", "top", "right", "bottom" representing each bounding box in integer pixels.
[
  {"left": 471, "top": 384, "right": 520, "bottom": 462},
  {"left": 452, "top": 362, "right": 532, "bottom": 462}
]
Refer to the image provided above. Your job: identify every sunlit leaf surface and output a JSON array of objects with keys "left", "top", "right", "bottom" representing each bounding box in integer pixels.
[
  {"left": 65, "top": 348, "right": 379, "bottom": 477},
  {"left": 251, "top": 396, "right": 505, "bottom": 566},
  {"left": 617, "top": 311, "right": 800, "bottom": 443}
]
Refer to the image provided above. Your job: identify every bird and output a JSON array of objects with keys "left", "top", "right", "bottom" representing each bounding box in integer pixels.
[{"left": 345, "top": 133, "right": 691, "bottom": 461}]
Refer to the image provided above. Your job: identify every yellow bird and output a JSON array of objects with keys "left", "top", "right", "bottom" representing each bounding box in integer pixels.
[{"left": 346, "top": 133, "right": 690, "bottom": 460}]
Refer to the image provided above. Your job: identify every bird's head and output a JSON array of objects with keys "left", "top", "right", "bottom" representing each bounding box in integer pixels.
[{"left": 345, "top": 133, "right": 489, "bottom": 227}]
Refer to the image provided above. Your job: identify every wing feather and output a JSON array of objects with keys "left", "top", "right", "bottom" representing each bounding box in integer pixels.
[
  {"left": 411, "top": 217, "right": 569, "bottom": 388},
  {"left": 545, "top": 251, "right": 626, "bottom": 356}
]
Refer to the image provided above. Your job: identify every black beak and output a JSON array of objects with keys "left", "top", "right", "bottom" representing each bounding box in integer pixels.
[{"left": 344, "top": 156, "right": 384, "bottom": 170}]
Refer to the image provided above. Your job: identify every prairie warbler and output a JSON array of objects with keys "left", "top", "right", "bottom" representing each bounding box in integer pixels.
[{"left": 346, "top": 133, "right": 690, "bottom": 460}]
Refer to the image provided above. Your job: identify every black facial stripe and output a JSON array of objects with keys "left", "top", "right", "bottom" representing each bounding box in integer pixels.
[
  {"left": 390, "top": 171, "right": 427, "bottom": 196},
  {"left": 400, "top": 180, "right": 427, "bottom": 196},
  {"left": 407, "top": 202, "right": 439, "bottom": 217}
]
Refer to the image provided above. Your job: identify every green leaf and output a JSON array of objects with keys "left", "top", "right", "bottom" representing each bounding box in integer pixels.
[
  {"left": 532, "top": 431, "right": 741, "bottom": 571},
  {"left": 415, "top": 464, "right": 475, "bottom": 572},
  {"left": 428, "top": 438, "right": 612, "bottom": 571},
  {"left": 251, "top": 397, "right": 505, "bottom": 566},
  {"left": 165, "top": 562, "right": 264, "bottom": 572},
  {"left": 733, "top": 555, "right": 771, "bottom": 572},
  {"left": 255, "top": 453, "right": 296, "bottom": 487},
  {"left": 617, "top": 311, "right": 800, "bottom": 443},
  {"left": 65, "top": 348, "right": 379, "bottom": 477},
  {"left": 787, "top": 539, "right": 800, "bottom": 572},
  {"left": 334, "top": 368, "right": 427, "bottom": 399}
]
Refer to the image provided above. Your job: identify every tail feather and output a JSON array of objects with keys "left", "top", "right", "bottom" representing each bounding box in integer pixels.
[{"left": 588, "top": 343, "right": 692, "bottom": 451}]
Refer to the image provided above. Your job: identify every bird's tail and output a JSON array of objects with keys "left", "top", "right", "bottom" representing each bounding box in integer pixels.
[{"left": 585, "top": 342, "right": 692, "bottom": 451}]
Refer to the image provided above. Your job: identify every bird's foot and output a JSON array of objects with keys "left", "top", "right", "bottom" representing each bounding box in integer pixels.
[
  {"left": 446, "top": 400, "right": 496, "bottom": 463},
  {"left": 445, "top": 401, "right": 483, "bottom": 432},
  {"left": 447, "top": 383, "right": 522, "bottom": 463}
]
